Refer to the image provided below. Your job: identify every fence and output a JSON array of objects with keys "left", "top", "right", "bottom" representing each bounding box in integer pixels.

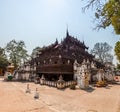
[{"left": 40, "top": 80, "right": 77, "bottom": 88}]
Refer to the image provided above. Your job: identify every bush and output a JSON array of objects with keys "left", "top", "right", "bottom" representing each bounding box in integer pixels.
[
  {"left": 96, "top": 81, "right": 107, "bottom": 87},
  {"left": 70, "top": 84, "right": 76, "bottom": 90},
  {"left": 7, "top": 75, "right": 13, "bottom": 81}
]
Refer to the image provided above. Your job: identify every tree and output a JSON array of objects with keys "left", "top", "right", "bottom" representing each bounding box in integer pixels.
[
  {"left": 83, "top": 0, "right": 120, "bottom": 34},
  {"left": 0, "top": 47, "right": 8, "bottom": 72},
  {"left": 117, "top": 63, "right": 120, "bottom": 70},
  {"left": 114, "top": 41, "right": 120, "bottom": 62},
  {"left": 91, "top": 42, "right": 113, "bottom": 63},
  {"left": 5, "top": 40, "right": 29, "bottom": 68},
  {"left": 31, "top": 46, "right": 41, "bottom": 58}
]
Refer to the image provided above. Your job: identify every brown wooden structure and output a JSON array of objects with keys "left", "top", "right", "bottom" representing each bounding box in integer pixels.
[{"left": 30, "top": 31, "right": 94, "bottom": 81}]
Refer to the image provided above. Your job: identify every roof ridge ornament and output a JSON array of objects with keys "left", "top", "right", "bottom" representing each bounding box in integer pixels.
[{"left": 66, "top": 24, "right": 69, "bottom": 37}]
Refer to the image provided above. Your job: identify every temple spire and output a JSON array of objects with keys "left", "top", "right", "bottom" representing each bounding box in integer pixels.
[
  {"left": 55, "top": 38, "right": 58, "bottom": 44},
  {"left": 66, "top": 25, "right": 69, "bottom": 37},
  {"left": 83, "top": 40, "right": 84, "bottom": 45}
]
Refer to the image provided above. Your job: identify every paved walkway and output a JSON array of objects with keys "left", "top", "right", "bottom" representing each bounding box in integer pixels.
[{"left": 0, "top": 78, "right": 120, "bottom": 112}]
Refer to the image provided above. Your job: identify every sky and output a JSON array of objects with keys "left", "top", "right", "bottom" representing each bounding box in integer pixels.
[{"left": 0, "top": 0, "right": 120, "bottom": 65}]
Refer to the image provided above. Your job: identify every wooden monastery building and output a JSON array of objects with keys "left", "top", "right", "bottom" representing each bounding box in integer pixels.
[
  {"left": 30, "top": 30, "right": 95, "bottom": 81},
  {"left": 15, "top": 30, "right": 105, "bottom": 89}
]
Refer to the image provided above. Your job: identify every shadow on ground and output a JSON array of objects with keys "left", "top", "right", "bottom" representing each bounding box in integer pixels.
[
  {"left": 84, "top": 87, "right": 95, "bottom": 93},
  {"left": 75, "top": 86, "right": 95, "bottom": 93}
]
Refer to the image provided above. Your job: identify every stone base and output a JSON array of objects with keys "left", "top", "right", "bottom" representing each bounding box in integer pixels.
[
  {"left": 25, "top": 89, "right": 31, "bottom": 93},
  {"left": 34, "top": 92, "right": 39, "bottom": 99}
]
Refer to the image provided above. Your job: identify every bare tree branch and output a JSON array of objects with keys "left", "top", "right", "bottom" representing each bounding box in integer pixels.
[{"left": 82, "top": 0, "right": 106, "bottom": 12}]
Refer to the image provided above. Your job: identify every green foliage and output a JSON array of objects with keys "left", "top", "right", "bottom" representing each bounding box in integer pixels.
[
  {"left": 101, "top": 0, "right": 120, "bottom": 34},
  {"left": 83, "top": 0, "right": 120, "bottom": 34},
  {"left": 70, "top": 84, "right": 76, "bottom": 90},
  {"left": 117, "top": 63, "right": 120, "bottom": 69},
  {"left": 91, "top": 42, "right": 113, "bottom": 63},
  {"left": 0, "top": 47, "right": 8, "bottom": 70},
  {"left": 31, "top": 46, "right": 41, "bottom": 58},
  {"left": 0, "top": 56, "right": 8, "bottom": 69},
  {"left": 115, "top": 41, "right": 120, "bottom": 62},
  {"left": 5, "top": 40, "right": 29, "bottom": 68},
  {"left": 96, "top": 81, "right": 107, "bottom": 87},
  {"left": 7, "top": 75, "right": 13, "bottom": 81}
]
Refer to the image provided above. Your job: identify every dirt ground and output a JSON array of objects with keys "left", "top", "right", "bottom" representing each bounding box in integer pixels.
[{"left": 0, "top": 77, "right": 120, "bottom": 112}]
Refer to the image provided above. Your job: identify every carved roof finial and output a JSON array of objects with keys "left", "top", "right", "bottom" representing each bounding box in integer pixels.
[
  {"left": 55, "top": 38, "right": 58, "bottom": 44},
  {"left": 66, "top": 24, "right": 69, "bottom": 37},
  {"left": 83, "top": 40, "right": 84, "bottom": 45}
]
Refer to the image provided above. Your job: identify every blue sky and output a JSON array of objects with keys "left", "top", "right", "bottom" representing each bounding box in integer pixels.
[{"left": 0, "top": 0, "right": 120, "bottom": 64}]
